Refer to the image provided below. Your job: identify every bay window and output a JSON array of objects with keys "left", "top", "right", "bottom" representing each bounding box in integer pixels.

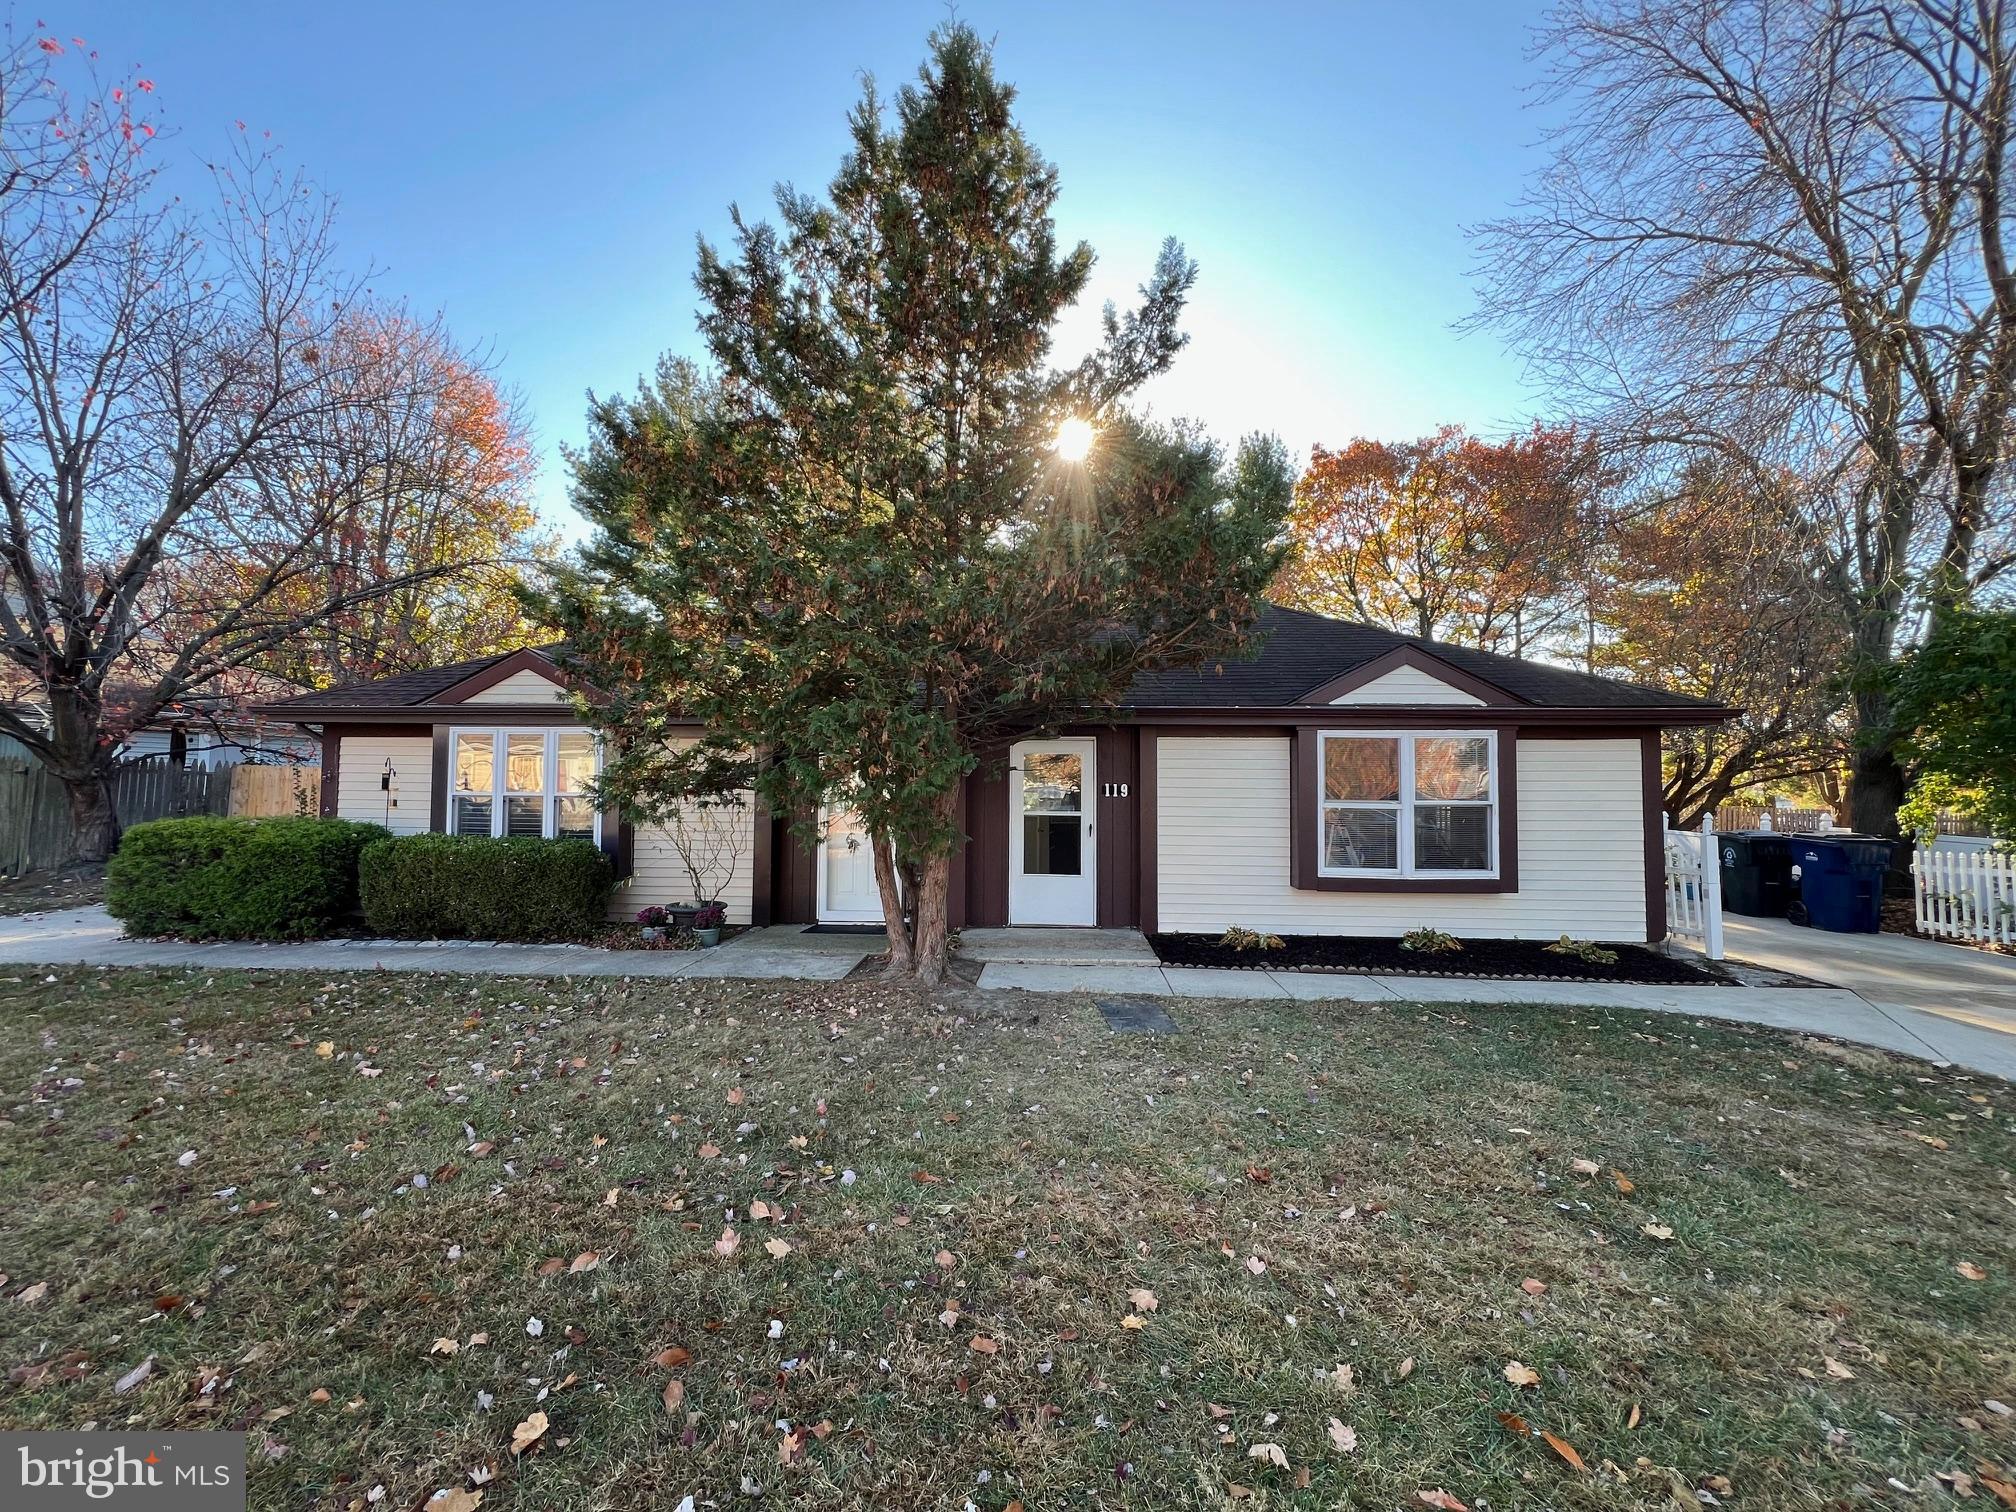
[
  {"left": 1316, "top": 730, "right": 1497, "bottom": 878},
  {"left": 449, "top": 728, "right": 599, "bottom": 842}
]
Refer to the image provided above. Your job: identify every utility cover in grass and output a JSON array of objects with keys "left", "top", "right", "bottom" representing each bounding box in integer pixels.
[{"left": 1095, "top": 997, "right": 1179, "bottom": 1035}]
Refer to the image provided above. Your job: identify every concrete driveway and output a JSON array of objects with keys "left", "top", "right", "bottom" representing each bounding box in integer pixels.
[{"left": 1724, "top": 914, "right": 2016, "bottom": 1065}]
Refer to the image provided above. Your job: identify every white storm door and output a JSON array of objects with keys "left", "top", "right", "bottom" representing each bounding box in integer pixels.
[
  {"left": 815, "top": 807, "right": 884, "bottom": 923},
  {"left": 1008, "top": 738, "right": 1097, "bottom": 925}
]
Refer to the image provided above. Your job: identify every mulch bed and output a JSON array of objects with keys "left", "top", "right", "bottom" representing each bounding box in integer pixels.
[{"left": 1148, "top": 932, "right": 1727, "bottom": 985}]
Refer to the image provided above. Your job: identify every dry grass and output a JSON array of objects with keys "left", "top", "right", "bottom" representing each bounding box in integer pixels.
[{"left": 1, "top": 966, "right": 2013, "bottom": 1510}]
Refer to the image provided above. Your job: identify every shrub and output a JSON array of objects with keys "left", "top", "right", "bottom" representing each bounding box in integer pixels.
[
  {"left": 359, "top": 834, "right": 613, "bottom": 941},
  {"left": 1398, "top": 927, "right": 1462, "bottom": 954},
  {"left": 635, "top": 904, "right": 671, "bottom": 928},
  {"left": 1544, "top": 933, "right": 1619, "bottom": 965},
  {"left": 1219, "top": 924, "right": 1284, "bottom": 951},
  {"left": 107, "top": 816, "right": 389, "bottom": 940}
]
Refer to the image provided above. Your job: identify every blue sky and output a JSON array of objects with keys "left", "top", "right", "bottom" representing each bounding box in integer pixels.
[{"left": 56, "top": 1, "right": 1557, "bottom": 530}]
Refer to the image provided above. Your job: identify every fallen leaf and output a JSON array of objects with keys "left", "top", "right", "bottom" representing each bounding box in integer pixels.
[
  {"left": 727, "top": 1087, "right": 744, "bottom": 1105},
  {"left": 1626, "top": 1402, "right": 1642, "bottom": 1430},
  {"left": 661, "top": 1379, "right": 684, "bottom": 1413},
  {"left": 1328, "top": 1362, "right": 1356, "bottom": 1394},
  {"left": 1496, "top": 1410, "right": 1530, "bottom": 1436},
  {"left": 1244, "top": 1255, "right": 1267, "bottom": 1275},
  {"left": 936, "top": 1250, "right": 957, "bottom": 1269},
  {"left": 912, "top": 1169, "right": 944, "bottom": 1184},
  {"left": 1127, "top": 1288, "right": 1159, "bottom": 1313},
  {"left": 1824, "top": 1356, "right": 1856, "bottom": 1380},
  {"left": 713, "top": 1227, "right": 739, "bottom": 1259},
  {"left": 536, "top": 1259, "right": 565, "bottom": 1277},
  {"left": 508, "top": 1412, "right": 548, "bottom": 1457},
  {"left": 430, "top": 1490, "right": 482, "bottom": 1512},
  {"left": 113, "top": 1356, "right": 155, "bottom": 1394},
  {"left": 651, "top": 1346, "right": 691, "bottom": 1369},
  {"left": 749, "top": 1199, "right": 773, "bottom": 1221},
  {"left": 308, "top": 1387, "right": 332, "bottom": 1403},
  {"left": 1396, "top": 1356, "right": 1416, "bottom": 1380},
  {"left": 697, "top": 1142, "right": 721, "bottom": 1159},
  {"left": 1520, "top": 1278, "right": 1548, "bottom": 1296},
  {"left": 568, "top": 1251, "right": 599, "bottom": 1274},
  {"left": 1612, "top": 1170, "right": 1635, "bottom": 1195},
  {"left": 16, "top": 1281, "right": 49, "bottom": 1305},
  {"left": 968, "top": 1336, "right": 1000, "bottom": 1355},
  {"left": 1640, "top": 1223, "right": 1674, "bottom": 1242},
  {"left": 468, "top": 1141, "right": 494, "bottom": 1157},
  {"left": 1571, "top": 1157, "right": 1600, "bottom": 1175},
  {"left": 1532, "top": 1429, "right": 1586, "bottom": 1472},
  {"left": 1327, "top": 1417, "right": 1358, "bottom": 1454},
  {"left": 1957, "top": 1261, "right": 1989, "bottom": 1281},
  {"left": 1206, "top": 1403, "right": 1233, "bottom": 1420},
  {"left": 1247, "top": 1443, "right": 1289, "bottom": 1469},
  {"left": 1503, "top": 1361, "right": 1540, "bottom": 1388},
  {"left": 1417, "top": 1491, "right": 1471, "bottom": 1511},
  {"left": 429, "top": 1338, "right": 459, "bottom": 1357},
  {"left": 314, "top": 1042, "right": 334, "bottom": 1058},
  {"left": 764, "top": 1238, "right": 792, "bottom": 1260},
  {"left": 1120, "top": 1315, "right": 1145, "bottom": 1331}
]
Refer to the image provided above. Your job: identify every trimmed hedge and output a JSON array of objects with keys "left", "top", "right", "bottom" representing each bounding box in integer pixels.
[
  {"left": 358, "top": 834, "right": 613, "bottom": 941},
  {"left": 107, "top": 816, "right": 389, "bottom": 940}
]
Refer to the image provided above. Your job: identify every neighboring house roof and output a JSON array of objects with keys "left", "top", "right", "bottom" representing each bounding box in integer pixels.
[
  {"left": 255, "top": 647, "right": 569, "bottom": 713},
  {"left": 254, "top": 607, "right": 1732, "bottom": 720}
]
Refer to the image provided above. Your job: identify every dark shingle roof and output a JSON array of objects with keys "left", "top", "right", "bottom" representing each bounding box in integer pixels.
[
  {"left": 257, "top": 610, "right": 1724, "bottom": 718},
  {"left": 255, "top": 648, "right": 560, "bottom": 712},
  {"left": 1120, "top": 604, "right": 1723, "bottom": 710}
]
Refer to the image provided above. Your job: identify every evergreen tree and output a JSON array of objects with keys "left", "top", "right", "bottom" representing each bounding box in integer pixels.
[{"left": 540, "top": 25, "right": 1291, "bottom": 982}]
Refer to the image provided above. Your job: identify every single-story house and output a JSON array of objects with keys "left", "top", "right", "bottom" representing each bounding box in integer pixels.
[{"left": 254, "top": 605, "right": 1736, "bottom": 941}]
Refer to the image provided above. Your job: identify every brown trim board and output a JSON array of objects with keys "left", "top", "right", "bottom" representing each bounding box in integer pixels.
[
  {"left": 429, "top": 727, "right": 450, "bottom": 833},
  {"left": 1641, "top": 731, "right": 1668, "bottom": 945},
  {"left": 1136, "top": 727, "right": 1159, "bottom": 935},
  {"left": 431, "top": 647, "right": 572, "bottom": 705}
]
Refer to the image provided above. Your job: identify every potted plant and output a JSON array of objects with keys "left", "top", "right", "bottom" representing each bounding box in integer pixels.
[
  {"left": 635, "top": 904, "right": 670, "bottom": 942},
  {"left": 691, "top": 902, "right": 726, "bottom": 947},
  {"left": 666, "top": 796, "right": 747, "bottom": 924}
]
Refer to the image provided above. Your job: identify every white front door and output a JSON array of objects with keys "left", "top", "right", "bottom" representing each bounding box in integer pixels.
[
  {"left": 816, "top": 808, "right": 884, "bottom": 923},
  {"left": 1008, "top": 738, "right": 1097, "bottom": 925}
]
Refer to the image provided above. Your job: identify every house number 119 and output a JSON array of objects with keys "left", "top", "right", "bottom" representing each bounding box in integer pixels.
[{"left": 1101, "top": 782, "right": 1130, "bottom": 798}]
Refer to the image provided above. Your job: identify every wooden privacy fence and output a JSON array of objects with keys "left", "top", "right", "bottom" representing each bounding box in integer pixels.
[
  {"left": 1715, "top": 805, "right": 1837, "bottom": 833},
  {"left": 1913, "top": 844, "right": 2016, "bottom": 946},
  {"left": 1663, "top": 812, "right": 1725, "bottom": 960},
  {"left": 0, "top": 761, "right": 238, "bottom": 877},
  {"left": 229, "top": 763, "right": 322, "bottom": 818}
]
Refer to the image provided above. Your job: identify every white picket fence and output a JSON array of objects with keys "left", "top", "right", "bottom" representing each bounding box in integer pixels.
[
  {"left": 1663, "top": 812, "right": 1725, "bottom": 960},
  {"left": 1913, "top": 843, "right": 2016, "bottom": 945}
]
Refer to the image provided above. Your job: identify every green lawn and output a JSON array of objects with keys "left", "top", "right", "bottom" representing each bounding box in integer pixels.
[{"left": 2, "top": 968, "right": 2013, "bottom": 1510}]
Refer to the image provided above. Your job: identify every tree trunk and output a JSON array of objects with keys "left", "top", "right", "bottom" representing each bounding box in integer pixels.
[
  {"left": 62, "top": 770, "right": 120, "bottom": 864},
  {"left": 1846, "top": 680, "right": 1907, "bottom": 838},
  {"left": 912, "top": 852, "right": 954, "bottom": 986},
  {"left": 872, "top": 837, "right": 914, "bottom": 976},
  {"left": 1846, "top": 735, "right": 1907, "bottom": 839}
]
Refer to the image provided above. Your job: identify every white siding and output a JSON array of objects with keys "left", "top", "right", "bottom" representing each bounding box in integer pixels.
[
  {"left": 333, "top": 734, "right": 434, "bottom": 835},
  {"left": 616, "top": 817, "right": 756, "bottom": 925},
  {"left": 1331, "top": 664, "right": 1485, "bottom": 705},
  {"left": 1157, "top": 735, "right": 1647, "bottom": 940},
  {"left": 461, "top": 668, "right": 570, "bottom": 704}
]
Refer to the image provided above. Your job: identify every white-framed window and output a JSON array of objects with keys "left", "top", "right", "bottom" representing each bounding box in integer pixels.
[
  {"left": 449, "top": 727, "right": 600, "bottom": 843},
  {"left": 1316, "top": 730, "right": 1496, "bottom": 878}
]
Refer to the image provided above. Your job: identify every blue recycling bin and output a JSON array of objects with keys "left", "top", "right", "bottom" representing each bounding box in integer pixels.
[{"left": 1789, "top": 835, "right": 1896, "bottom": 933}]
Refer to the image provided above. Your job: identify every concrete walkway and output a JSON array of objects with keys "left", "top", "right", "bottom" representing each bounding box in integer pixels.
[
  {"left": 2, "top": 909, "right": 2010, "bottom": 1079},
  {"left": 0, "top": 910, "right": 883, "bottom": 981}
]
